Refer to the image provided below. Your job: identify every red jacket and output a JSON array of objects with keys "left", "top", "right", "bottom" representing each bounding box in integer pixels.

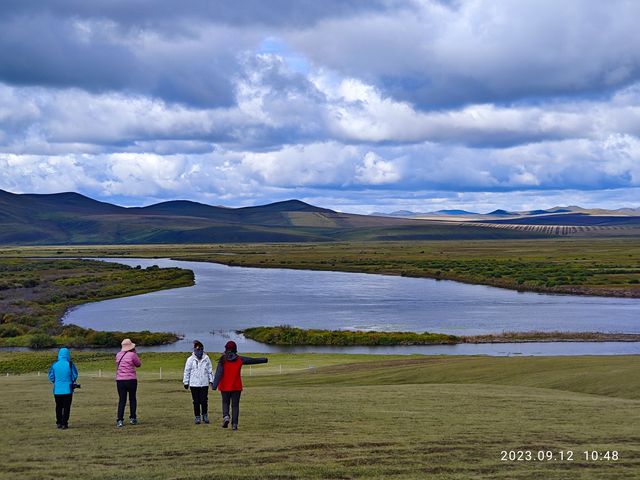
[
  {"left": 213, "top": 353, "right": 268, "bottom": 392},
  {"left": 219, "top": 356, "right": 244, "bottom": 391}
]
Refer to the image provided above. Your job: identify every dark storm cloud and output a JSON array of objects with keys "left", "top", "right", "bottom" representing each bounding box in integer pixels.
[
  {"left": 4, "top": 1, "right": 638, "bottom": 110},
  {"left": 0, "top": 12, "right": 242, "bottom": 107},
  {"left": 0, "top": 1, "right": 397, "bottom": 107},
  {"left": 0, "top": 15, "right": 137, "bottom": 91},
  {"left": 0, "top": 0, "right": 395, "bottom": 29},
  {"left": 287, "top": 0, "right": 640, "bottom": 109}
]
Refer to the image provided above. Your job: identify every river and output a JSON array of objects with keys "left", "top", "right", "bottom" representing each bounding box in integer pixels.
[{"left": 62, "top": 258, "right": 640, "bottom": 355}]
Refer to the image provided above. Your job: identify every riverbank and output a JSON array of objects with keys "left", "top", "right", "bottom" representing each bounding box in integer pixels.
[
  {"left": 1, "top": 353, "right": 638, "bottom": 479},
  {"left": 241, "top": 326, "right": 640, "bottom": 346},
  {"left": 0, "top": 258, "right": 193, "bottom": 348}
]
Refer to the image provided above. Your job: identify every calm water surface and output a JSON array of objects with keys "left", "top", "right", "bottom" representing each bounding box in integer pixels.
[{"left": 63, "top": 258, "right": 640, "bottom": 355}]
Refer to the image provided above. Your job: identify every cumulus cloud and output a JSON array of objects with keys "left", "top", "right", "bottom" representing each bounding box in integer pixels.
[
  {"left": 288, "top": 0, "right": 640, "bottom": 108},
  {"left": 3, "top": 75, "right": 639, "bottom": 155},
  {"left": 355, "top": 152, "right": 402, "bottom": 185},
  {"left": 0, "top": 154, "right": 101, "bottom": 194},
  {"left": 0, "top": 0, "right": 639, "bottom": 211}
]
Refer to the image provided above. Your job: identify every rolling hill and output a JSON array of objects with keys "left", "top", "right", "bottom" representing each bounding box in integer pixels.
[{"left": 0, "top": 189, "right": 638, "bottom": 244}]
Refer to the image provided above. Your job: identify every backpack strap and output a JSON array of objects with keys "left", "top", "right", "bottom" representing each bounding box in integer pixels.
[
  {"left": 68, "top": 360, "right": 76, "bottom": 390},
  {"left": 116, "top": 351, "right": 128, "bottom": 375}
]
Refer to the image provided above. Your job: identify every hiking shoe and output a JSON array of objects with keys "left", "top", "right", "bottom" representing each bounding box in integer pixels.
[
  {"left": 232, "top": 424, "right": 238, "bottom": 431},
  {"left": 194, "top": 416, "right": 201, "bottom": 425},
  {"left": 203, "top": 414, "right": 209, "bottom": 424},
  {"left": 116, "top": 420, "right": 124, "bottom": 428},
  {"left": 222, "top": 416, "right": 230, "bottom": 428},
  {"left": 56, "top": 424, "right": 62, "bottom": 429},
  {"left": 129, "top": 418, "right": 138, "bottom": 425},
  {"left": 62, "top": 425, "right": 68, "bottom": 430}
]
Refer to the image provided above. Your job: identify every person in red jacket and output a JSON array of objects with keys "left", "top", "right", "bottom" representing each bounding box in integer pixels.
[{"left": 212, "top": 341, "right": 268, "bottom": 431}]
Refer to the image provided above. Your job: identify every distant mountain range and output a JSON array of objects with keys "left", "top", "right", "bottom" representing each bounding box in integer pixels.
[
  {"left": 373, "top": 205, "right": 640, "bottom": 219},
  {"left": 373, "top": 209, "right": 479, "bottom": 217},
  {"left": 1, "top": 189, "right": 638, "bottom": 245}
]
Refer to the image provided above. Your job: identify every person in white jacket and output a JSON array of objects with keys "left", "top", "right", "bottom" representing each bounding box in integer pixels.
[{"left": 183, "top": 340, "right": 214, "bottom": 424}]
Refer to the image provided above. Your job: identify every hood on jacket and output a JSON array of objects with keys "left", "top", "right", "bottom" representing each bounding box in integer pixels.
[
  {"left": 57, "top": 347, "right": 70, "bottom": 362},
  {"left": 224, "top": 352, "right": 238, "bottom": 362}
]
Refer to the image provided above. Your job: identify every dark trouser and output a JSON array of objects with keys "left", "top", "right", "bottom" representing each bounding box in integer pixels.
[
  {"left": 190, "top": 386, "right": 209, "bottom": 416},
  {"left": 116, "top": 379, "right": 138, "bottom": 421},
  {"left": 221, "top": 390, "right": 241, "bottom": 426},
  {"left": 54, "top": 394, "right": 73, "bottom": 426}
]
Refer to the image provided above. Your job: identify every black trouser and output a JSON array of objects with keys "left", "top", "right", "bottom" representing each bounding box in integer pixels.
[
  {"left": 54, "top": 394, "right": 73, "bottom": 427},
  {"left": 116, "top": 379, "right": 138, "bottom": 421},
  {"left": 190, "top": 386, "right": 209, "bottom": 416},
  {"left": 221, "top": 390, "right": 241, "bottom": 426}
]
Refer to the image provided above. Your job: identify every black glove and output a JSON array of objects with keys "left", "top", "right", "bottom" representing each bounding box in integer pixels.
[{"left": 183, "top": 384, "right": 189, "bottom": 390}]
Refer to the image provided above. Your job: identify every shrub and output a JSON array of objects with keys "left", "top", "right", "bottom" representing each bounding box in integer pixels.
[
  {"left": 0, "top": 324, "right": 26, "bottom": 338},
  {"left": 29, "top": 333, "right": 57, "bottom": 349}
]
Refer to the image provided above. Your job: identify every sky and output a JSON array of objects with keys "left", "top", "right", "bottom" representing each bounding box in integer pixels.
[{"left": 0, "top": 0, "right": 639, "bottom": 214}]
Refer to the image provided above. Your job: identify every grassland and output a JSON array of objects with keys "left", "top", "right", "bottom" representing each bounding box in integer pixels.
[
  {"left": 3, "top": 237, "right": 639, "bottom": 297},
  {"left": 0, "top": 258, "right": 194, "bottom": 348},
  {"left": 242, "top": 326, "right": 460, "bottom": 346},
  {"left": 0, "top": 352, "right": 638, "bottom": 479},
  {"left": 241, "top": 326, "right": 640, "bottom": 346}
]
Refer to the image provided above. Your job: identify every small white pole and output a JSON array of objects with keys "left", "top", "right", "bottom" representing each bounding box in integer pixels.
[
  {"left": 159, "top": 367, "right": 163, "bottom": 380},
  {"left": 37, "top": 371, "right": 40, "bottom": 376},
  {"left": 249, "top": 365, "right": 252, "bottom": 376},
  {"left": 98, "top": 369, "right": 102, "bottom": 378},
  {"left": 279, "top": 365, "right": 282, "bottom": 375}
]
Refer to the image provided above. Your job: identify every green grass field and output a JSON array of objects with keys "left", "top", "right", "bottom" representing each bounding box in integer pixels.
[{"left": 1, "top": 353, "right": 639, "bottom": 479}]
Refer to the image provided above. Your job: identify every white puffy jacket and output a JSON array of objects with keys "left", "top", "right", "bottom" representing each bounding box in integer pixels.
[{"left": 183, "top": 353, "right": 214, "bottom": 387}]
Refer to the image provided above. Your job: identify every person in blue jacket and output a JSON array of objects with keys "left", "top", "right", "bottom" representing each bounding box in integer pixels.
[{"left": 48, "top": 347, "right": 79, "bottom": 429}]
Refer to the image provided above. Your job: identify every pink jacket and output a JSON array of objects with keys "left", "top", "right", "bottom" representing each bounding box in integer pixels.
[{"left": 115, "top": 351, "right": 141, "bottom": 380}]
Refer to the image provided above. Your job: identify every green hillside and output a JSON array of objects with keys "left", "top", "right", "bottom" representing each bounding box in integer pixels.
[{"left": 0, "top": 189, "right": 552, "bottom": 244}]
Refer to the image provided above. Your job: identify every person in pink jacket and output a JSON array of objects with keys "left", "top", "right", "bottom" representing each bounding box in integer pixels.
[{"left": 115, "top": 338, "right": 142, "bottom": 428}]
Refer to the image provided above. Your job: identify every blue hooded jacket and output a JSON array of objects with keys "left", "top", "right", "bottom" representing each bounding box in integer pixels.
[{"left": 48, "top": 348, "right": 78, "bottom": 395}]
